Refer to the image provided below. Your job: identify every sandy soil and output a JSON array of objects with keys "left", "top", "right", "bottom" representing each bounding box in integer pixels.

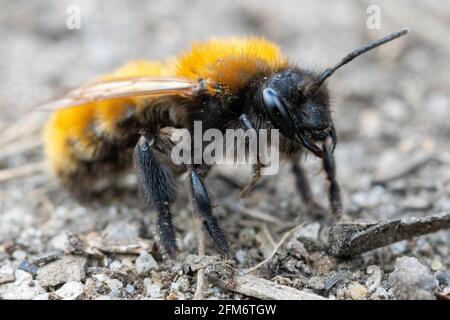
[{"left": 0, "top": 0, "right": 449, "bottom": 300}]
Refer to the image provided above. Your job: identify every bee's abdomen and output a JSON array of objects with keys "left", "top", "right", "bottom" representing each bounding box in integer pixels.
[{"left": 43, "top": 98, "right": 144, "bottom": 189}]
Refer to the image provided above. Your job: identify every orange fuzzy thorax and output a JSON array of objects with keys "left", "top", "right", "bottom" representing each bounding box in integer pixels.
[
  {"left": 175, "top": 37, "right": 288, "bottom": 91},
  {"left": 44, "top": 37, "right": 289, "bottom": 179}
]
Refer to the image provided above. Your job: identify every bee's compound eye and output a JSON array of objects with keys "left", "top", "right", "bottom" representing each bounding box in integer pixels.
[{"left": 261, "top": 88, "right": 295, "bottom": 138}]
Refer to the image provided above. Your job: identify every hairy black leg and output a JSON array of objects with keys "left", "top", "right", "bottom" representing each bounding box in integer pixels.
[
  {"left": 189, "top": 166, "right": 229, "bottom": 254},
  {"left": 322, "top": 141, "right": 342, "bottom": 218},
  {"left": 292, "top": 161, "right": 328, "bottom": 218},
  {"left": 133, "top": 133, "right": 177, "bottom": 256}
]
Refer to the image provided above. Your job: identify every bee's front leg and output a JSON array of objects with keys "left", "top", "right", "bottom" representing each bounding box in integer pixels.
[
  {"left": 322, "top": 141, "right": 342, "bottom": 218},
  {"left": 188, "top": 165, "right": 229, "bottom": 255},
  {"left": 292, "top": 161, "right": 329, "bottom": 218},
  {"left": 133, "top": 132, "right": 178, "bottom": 257}
]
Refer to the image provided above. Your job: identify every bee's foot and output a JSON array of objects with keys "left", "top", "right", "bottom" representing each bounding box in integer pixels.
[{"left": 305, "top": 201, "right": 329, "bottom": 219}]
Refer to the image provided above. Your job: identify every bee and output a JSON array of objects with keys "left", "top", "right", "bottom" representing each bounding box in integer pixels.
[{"left": 42, "top": 29, "right": 408, "bottom": 256}]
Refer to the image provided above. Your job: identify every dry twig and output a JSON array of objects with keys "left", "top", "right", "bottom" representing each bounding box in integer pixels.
[
  {"left": 185, "top": 255, "right": 325, "bottom": 299},
  {"left": 328, "top": 212, "right": 450, "bottom": 257},
  {"left": 204, "top": 261, "right": 325, "bottom": 300},
  {"left": 66, "top": 232, "right": 154, "bottom": 257}
]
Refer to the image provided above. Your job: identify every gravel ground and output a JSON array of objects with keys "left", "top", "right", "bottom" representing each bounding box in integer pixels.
[{"left": 0, "top": 0, "right": 449, "bottom": 300}]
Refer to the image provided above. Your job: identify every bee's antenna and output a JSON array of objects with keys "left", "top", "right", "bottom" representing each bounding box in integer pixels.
[{"left": 310, "top": 28, "right": 409, "bottom": 91}]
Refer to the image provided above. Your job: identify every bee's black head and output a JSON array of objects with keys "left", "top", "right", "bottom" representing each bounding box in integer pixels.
[
  {"left": 256, "top": 69, "right": 336, "bottom": 158},
  {"left": 254, "top": 28, "right": 409, "bottom": 157}
]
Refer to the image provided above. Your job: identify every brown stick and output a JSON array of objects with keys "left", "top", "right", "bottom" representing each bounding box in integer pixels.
[
  {"left": 328, "top": 212, "right": 450, "bottom": 258},
  {"left": 205, "top": 263, "right": 325, "bottom": 300},
  {"left": 183, "top": 254, "right": 325, "bottom": 299}
]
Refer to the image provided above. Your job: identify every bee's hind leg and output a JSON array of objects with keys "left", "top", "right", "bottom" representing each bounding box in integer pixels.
[
  {"left": 188, "top": 165, "right": 229, "bottom": 255},
  {"left": 133, "top": 131, "right": 178, "bottom": 257}
]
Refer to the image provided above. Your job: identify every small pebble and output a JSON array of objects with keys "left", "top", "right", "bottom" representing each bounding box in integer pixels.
[
  {"left": 175, "top": 276, "right": 190, "bottom": 293},
  {"left": 0, "top": 265, "right": 15, "bottom": 284},
  {"left": 311, "top": 253, "right": 334, "bottom": 275},
  {"left": 170, "top": 282, "right": 179, "bottom": 292},
  {"left": 55, "top": 281, "right": 84, "bottom": 300},
  {"left": 37, "top": 256, "right": 87, "bottom": 287},
  {"left": 307, "top": 276, "right": 325, "bottom": 291},
  {"left": 109, "top": 260, "right": 122, "bottom": 271},
  {"left": 235, "top": 250, "right": 247, "bottom": 264},
  {"left": 15, "top": 269, "right": 32, "bottom": 283},
  {"left": 388, "top": 256, "right": 437, "bottom": 300},
  {"left": 125, "top": 284, "right": 135, "bottom": 294},
  {"left": 294, "top": 222, "right": 320, "bottom": 241},
  {"left": 238, "top": 228, "right": 256, "bottom": 247},
  {"left": 93, "top": 274, "right": 109, "bottom": 282},
  {"left": 0, "top": 270, "right": 46, "bottom": 300},
  {"left": 12, "top": 250, "right": 27, "bottom": 261},
  {"left": 435, "top": 269, "right": 450, "bottom": 287},
  {"left": 144, "top": 278, "right": 163, "bottom": 299},
  {"left": 33, "top": 293, "right": 50, "bottom": 300},
  {"left": 18, "top": 260, "right": 39, "bottom": 275},
  {"left": 430, "top": 259, "right": 443, "bottom": 271},
  {"left": 415, "top": 238, "right": 433, "bottom": 255},
  {"left": 135, "top": 251, "right": 159, "bottom": 275},
  {"left": 106, "top": 278, "right": 123, "bottom": 297},
  {"left": 336, "top": 288, "right": 345, "bottom": 299},
  {"left": 347, "top": 282, "right": 368, "bottom": 300},
  {"left": 389, "top": 240, "right": 408, "bottom": 255}
]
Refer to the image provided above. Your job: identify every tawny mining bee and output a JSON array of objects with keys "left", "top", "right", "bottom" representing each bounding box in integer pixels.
[{"left": 42, "top": 29, "right": 408, "bottom": 256}]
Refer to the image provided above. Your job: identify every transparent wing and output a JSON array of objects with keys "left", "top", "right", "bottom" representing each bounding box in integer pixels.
[{"left": 38, "top": 77, "right": 198, "bottom": 111}]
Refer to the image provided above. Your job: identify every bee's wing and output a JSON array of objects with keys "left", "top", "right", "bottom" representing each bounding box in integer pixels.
[{"left": 38, "top": 77, "right": 198, "bottom": 111}]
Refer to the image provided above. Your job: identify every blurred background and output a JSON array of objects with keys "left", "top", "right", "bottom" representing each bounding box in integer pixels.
[{"left": 0, "top": 0, "right": 449, "bottom": 300}]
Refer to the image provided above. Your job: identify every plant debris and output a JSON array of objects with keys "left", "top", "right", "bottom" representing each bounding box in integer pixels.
[
  {"left": 0, "top": 1, "right": 449, "bottom": 300},
  {"left": 328, "top": 212, "right": 450, "bottom": 258}
]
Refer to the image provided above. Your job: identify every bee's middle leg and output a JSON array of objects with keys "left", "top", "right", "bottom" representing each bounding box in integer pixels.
[{"left": 188, "top": 165, "right": 229, "bottom": 255}]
